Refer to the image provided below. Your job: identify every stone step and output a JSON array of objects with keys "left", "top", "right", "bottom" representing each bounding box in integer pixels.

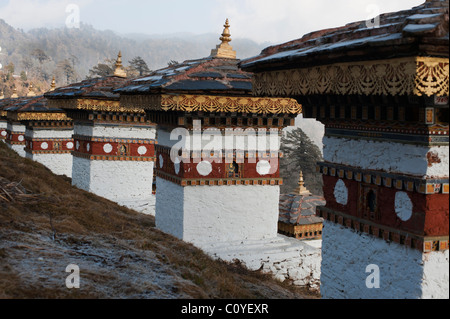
[{"left": 198, "top": 235, "right": 316, "bottom": 268}]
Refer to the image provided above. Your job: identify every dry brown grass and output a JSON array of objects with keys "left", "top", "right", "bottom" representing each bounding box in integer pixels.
[{"left": 0, "top": 142, "right": 319, "bottom": 299}]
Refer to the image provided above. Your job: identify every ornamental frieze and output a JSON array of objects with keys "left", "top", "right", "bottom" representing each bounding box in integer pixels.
[
  {"left": 121, "top": 94, "right": 302, "bottom": 115},
  {"left": 252, "top": 57, "right": 449, "bottom": 97},
  {"left": 47, "top": 98, "right": 145, "bottom": 114},
  {"left": 15, "top": 112, "right": 71, "bottom": 121}
]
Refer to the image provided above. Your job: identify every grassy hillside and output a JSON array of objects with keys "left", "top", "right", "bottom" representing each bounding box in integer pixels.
[{"left": 0, "top": 142, "right": 317, "bottom": 299}]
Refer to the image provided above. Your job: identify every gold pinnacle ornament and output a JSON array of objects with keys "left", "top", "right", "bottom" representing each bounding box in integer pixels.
[
  {"left": 27, "top": 83, "right": 36, "bottom": 97},
  {"left": 295, "top": 171, "right": 311, "bottom": 196},
  {"left": 50, "top": 77, "right": 56, "bottom": 91},
  {"left": 11, "top": 87, "right": 19, "bottom": 99},
  {"left": 114, "top": 51, "right": 127, "bottom": 78},
  {"left": 210, "top": 19, "right": 237, "bottom": 59}
]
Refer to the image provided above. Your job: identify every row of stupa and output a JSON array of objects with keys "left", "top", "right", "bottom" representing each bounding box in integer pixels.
[{"left": 1, "top": 1, "right": 449, "bottom": 298}]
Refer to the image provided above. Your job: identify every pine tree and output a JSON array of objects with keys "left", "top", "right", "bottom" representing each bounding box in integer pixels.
[
  {"left": 129, "top": 56, "right": 150, "bottom": 76},
  {"left": 86, "top": 58, "right": 115, "bottom": 79},
  {"left": 56, "top": 59, "right": 77, "bottom": 84},
  {"left": 280, "top": 127, "right": 324, "bottom": 195}
]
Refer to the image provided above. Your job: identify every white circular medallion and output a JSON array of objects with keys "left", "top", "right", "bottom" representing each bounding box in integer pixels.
[
  {"left": 86, "top": 143, "right": 90, "bottom": 152},
  {"left": 103, "top": 143, "right": 113, "bottom": 154},
  {"left": 41, "top": 142, "right": 48, "bottom": 150},
  {"left": 138, "top": 146, "right": 147, "bottom": 156},
  {"left": 66, "top": 142, "right": 74, "bottom": 149},
  {"left": 197, "top": 161, "right": 212, "bottom": 176},
  {"left": 18, "top": 135, "right": 24, "bottom": 142},
  {"left": 395, "top": 192, "right": 413, "bottom": 222},
  {"left": 256, "top": 160, "right": 272, "bottom": 176},
  {"left": 334, "top": 179, "right": 348, "bottom": 205},
  {"left": 1, "top": 131, "right": 6, "bottom": 137},
  {"left": 76, "top": 141, "right": 80, "bottom": 150},
  {"left": 159, "top": 155, "right": 164, "bottom": 168}
]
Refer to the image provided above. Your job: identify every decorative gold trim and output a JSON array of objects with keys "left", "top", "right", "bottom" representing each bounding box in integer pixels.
[
  {"left": 47, "top": 98, "right": 145, "bottom": 114},
  {"left": 16, "top": 112, "right": 70, "bottom": 121},
  {"left": 121, "top": 94, "right": 302, "bottom": 114},
  {"left": 252, "top": 57, "right": 449, "bottom": 97}
]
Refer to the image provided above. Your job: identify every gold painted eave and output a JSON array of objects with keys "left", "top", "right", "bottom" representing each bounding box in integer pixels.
[
  {"left": 47, "top": 98, "right": 145, "bottom": 114},
  {"left": 252, "top": 56, "right": 449, "bottom": 98},
  {"left": 121, "top": 94, "right": 302, "bottom": 115},
  {"left": 16, "top": 112, "right": 71, "bottom": 121}
]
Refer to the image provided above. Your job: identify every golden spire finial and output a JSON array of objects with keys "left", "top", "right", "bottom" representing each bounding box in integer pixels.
[
  {"left": 220, "top": 19, "right": 232, "bottom": 44},
  {"left": 11, "top": 87, "right": 19, "bottom": 99},
  {"left": 0, "top": 89, "right": 4, "bottom": 100},
  {"left": 295, "top": 171, "right": 311, "bottom": 196},
  {"left": 50, "top": 76, "right": 56, "bottom": 91},
  {"left": 27, "top": 83, "right": 36, "bottom": 97},
  {"left": 114, "top": 51, "right": 127, "bottom": 78},
  {"left": 210, "top": 18, "right": 237, "bottom": 59}
]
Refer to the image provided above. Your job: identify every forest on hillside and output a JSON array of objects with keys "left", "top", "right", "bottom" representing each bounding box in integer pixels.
[{"left": 0, "top": 19, "right": 268, "bottom": 96}]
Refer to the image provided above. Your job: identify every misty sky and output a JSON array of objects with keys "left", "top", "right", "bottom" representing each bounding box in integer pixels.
[{"left": 0, "top": 0, "right": 425, "bottom": 44}]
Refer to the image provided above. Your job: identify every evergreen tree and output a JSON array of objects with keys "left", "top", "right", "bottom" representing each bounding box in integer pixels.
[
  {"left": 31, "top": 48, "right": 50, "bottom": 65},
  {"left": 280, "top": 127, "right": 324, "bottom": 195},
  {"left": 129, "top": 56, "right": 150, "bottom": 76},
  {"left": 86, "top": 58, "right": 115, "bottom": 79},
  {"left": 56, "top": 59, "right": 77, "bottom": 84}
]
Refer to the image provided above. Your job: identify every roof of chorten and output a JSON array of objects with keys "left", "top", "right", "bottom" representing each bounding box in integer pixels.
[
  {"left": 279, "top": 193, "right": 325, "bottom": 226},
  {"left": 241, "top": 0, "right": 449, "bottom": 72},
  {"left": 116, "top": 56, "right": 252, "bottom": 96},
  {"left": 0, "top": 97, "right": 22, "bottom": 111},
  {"left": 117, "top": 20, "right": 302, "bottom": 116},
  {"left": 45, "top": 76, "right": 130, "bottom": 100},
  {"left": 279, "top": 172, "right": 325, "bottom": 226},
  {"left": 3, "top": 95, "right": 70, "bottom": 122},
  {"left": 45, "top": 52, "right": 130, "bottom": 101},
  {"left": 5, "top": 96, "right": 50, "bottom": 112},
  {"left": 117, "top": 19, "right": 252, "bottom": 96}
]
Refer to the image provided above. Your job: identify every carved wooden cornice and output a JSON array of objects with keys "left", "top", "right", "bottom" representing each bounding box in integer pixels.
[
  {"left": 121, "top": 94, "right": 302, "bottom": 115},
  {"left": 48, "top": 98, "right": 145, "bottom": 114},
  {"left": 252, "top": 57, "right": 449, "bottom": 98},
  {"left": 15, "top": 112, "right": 70, "bottom": 121}
]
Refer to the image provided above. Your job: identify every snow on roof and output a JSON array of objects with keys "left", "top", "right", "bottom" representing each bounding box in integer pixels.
[
  {"left": 118, "top": 56, "right": 253, "bottom": 95},
  {"left": 241, "top": 0, "right": 449, "bottom": 70},
  {"left": 45, "top": 76, "right": 129, "bottom": 100}
]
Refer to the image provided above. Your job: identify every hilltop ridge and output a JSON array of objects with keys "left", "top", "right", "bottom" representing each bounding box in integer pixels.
[{"left": 0, "top": 19, "right": 268, "bottom": 92}]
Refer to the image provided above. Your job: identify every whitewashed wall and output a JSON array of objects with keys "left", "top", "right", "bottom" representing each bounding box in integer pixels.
[
  {"left": 321, "top": 221, "right": 449, "bottom": 299},
  {"left": 0, "top": 121, "right": 7, "bottom": 141},
  {"left": 6, "top": 123, "right": 26, "bottom": 157},
  {"left": 25, "top": 128, "right": 74, "bottom": 177},
  {"left": 158, "top": 128, "right": 281, "bottom": 152},
  {"left": 323, "top": 136, "right": 449, "bottom": 178},
  {"left": 27, "top": 153, "right": 73, "bottom": 178},
  {"left": 72, "top": 156, "right": 155, "bottom": 215},
  {"left": 74, "top": 124, "right": 156, "bottom": 140},
  {"left": 155, "top": 177, "right": 280, "bottom": 243}
]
